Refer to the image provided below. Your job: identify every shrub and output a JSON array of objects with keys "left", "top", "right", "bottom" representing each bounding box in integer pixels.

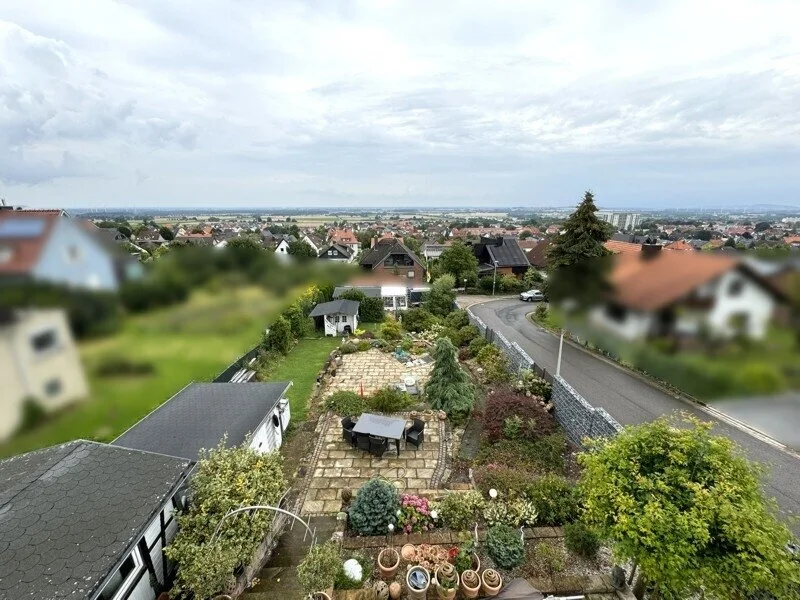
[
  {"left": 368, "top": 387, "right": 413, "bottom": 413},
  {"left": 95, "top": 355, "right": 155, "bottom": 377},
  {"left": 426, "top": 274, "right": 456, "bottom": 317},
  {"left": 513, "top": 369, "right": 552, "bottom": 400},
  {"left": 508, "top": 496, "right": 539, "bottom": 527},
  {"left": 534, "top": 542, "right": 566, "bottom": 578},
  {"left": 398, "top": 494, "right": 434, "bottom": 533},
  {"left": 735, "top": 363, "right": 786, "bottom": 395},
  {"left": 425, "top": 337, "right": 474, "bottom": 422},
  {"left": 564, "top": 521, "right": 601, "bottom": 559},
  {"left": 456, "top": 325, "right": 480, "bottom": 347},
  {"left": 478, "top": 275, "right": 494, "bottom": 293},
  {"left": 458, "top": 347, "right": 471, "bottom": 361},
  {"left": 348, "top": 478, "right": 399, "bottom": 535},
  {"left": 444, "top": 309, "right": 470, "bottom": 330},
  {"left": 357, "top": 340, "right": 371, "bottom": 352},
  {"left": 476, "top": 345, "right": 511, "bottom": 383},
  {"left": 401, "top": 308, "right": 437, "bottom": 332},
  {"left": 359, "top": 297, "right": 386, "bottom": 323},
  {"left": 503, "top": 415, "right": 523, "bottom": 439},
  {"left": 483, "top": 500, "right": 510, "bottom": 527},
  {"left": 282, "top": 303, "right": 310, "bottom": 338},
  {"left": 500, "top": 274, "right": 523, "bottom": 294},
  {"left": 297, "top": 541, "right": 341, "bottom": 596},
  {"left": 476, "top": 435, "right": 567, "bottom": 475},
  {"left": 340, "top": 342, "right": 358, "bottom": 354},
  {"left": 325, "top": 391, "right": 366, "bottom": 417},
  {"left": 468, "top": 336, "right": 488, "bottom": 356},
  {"left": 263, "top": 315, "right": 293, "bottom": 354},
  {"left": 534, "top": 304, "right": 548, "bottom": 322},
  {"left": 481, "top": 389, "right": 558, "bottom": 443},
  {"left": 524, "top": 475, "right": 580, "bottom": 526},
  {"left": 486, "top": 524, "right": 525, "bottom": 569},
  {"left": 16, "top": 397, "right": 47, "bottom": 433},
  {"left": 378, "top": 318, "right": 402, "bottom": 341},
  {"left": 438, "top": 491, "right": 486, "bottom": 530}
]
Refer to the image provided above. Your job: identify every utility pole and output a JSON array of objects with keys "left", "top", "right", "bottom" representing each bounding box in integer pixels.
[
  {"left": 556, "top": 329, "right": 564, "bottom": 377},
  {"left": 491, "top": 260, "right": 498, "bottom": 296}
]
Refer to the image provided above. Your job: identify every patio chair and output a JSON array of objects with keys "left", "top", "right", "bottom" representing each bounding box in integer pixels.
[
  {"left": 404, "top": 419, "right": 425, "bottom": 450},
  {"left": 368, "top": 435, "right": 389, "bottom": 459},
  {"left": 341, "top": 416, "right": 356, "bottom": 445},
  {"left": 355, "top": 434, "right": 371, "bottom": 453}
]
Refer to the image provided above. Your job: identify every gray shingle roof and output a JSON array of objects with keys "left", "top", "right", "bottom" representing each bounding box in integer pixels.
[
  {"left": 113, "top": 382, "right": 291, "bottom": 460},
  {"left": 359, "top": 239, "right": 423, "bottom": 268},
  {"left": 308, "top": 299, "right": 360, "bottom": 317},
  {"left": 333, "top": 286, "right": 381, "bottom": 298},
  {"left": 0, "top": 441, "right": 191, "bottom": 600},
  {"left": 474, "top": 237, "right": 530, "bottom": 268}
]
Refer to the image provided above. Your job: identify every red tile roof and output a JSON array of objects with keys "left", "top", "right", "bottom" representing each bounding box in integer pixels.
[
  {"left": 603, "top": 240, "right": 642, "bottom": 255},
  {"left": 0, "top": 212, "right": 60, "bottom": 274}
]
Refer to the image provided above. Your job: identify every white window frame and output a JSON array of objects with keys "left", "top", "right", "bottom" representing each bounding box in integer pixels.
[
  {"left": 99, "top": 547, "right": 144, "bottom": 600},
  {"left": 30, "top": 328, "right": 59, "bottom": 356}
]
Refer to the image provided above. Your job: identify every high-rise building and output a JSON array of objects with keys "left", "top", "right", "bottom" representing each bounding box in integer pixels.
[{"left": 597, "top": 211, "right": 641, "bottom": 232}]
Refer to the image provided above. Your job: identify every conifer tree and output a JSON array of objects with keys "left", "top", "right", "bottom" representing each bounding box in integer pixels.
[{"left": 426, "top": 337, "right": 474, "bottom": 421}]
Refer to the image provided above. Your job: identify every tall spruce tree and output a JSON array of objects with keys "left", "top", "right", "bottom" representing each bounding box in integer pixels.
[
  {"left": 546, "top": 190, "right": 611, "bottom": 309},
  {"left": 426, "top": 337, "right": 474, "bottom": 422}
]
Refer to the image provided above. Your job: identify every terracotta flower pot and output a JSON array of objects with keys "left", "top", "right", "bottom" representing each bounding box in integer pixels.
[
  {"left": 311, "top": 592, "right": 331, "bottom": 600},
  {"left": 401, "top": 543, "right": 417, "bottom": 562},
  {"left": 434, "top": 563, "right": 459, "bottom": 600},
  {"left": 460, "top": 569, "right": 481, "bottom": 599},
  {"left": 406, "top": 566, "right": 430, "bottom": 600},
  {"left": 389, "top": 581, "right": 402, "bottom": 599},
  {"left": 378, "top": 548, "right": 400, "bottom": 579},
  {"left": 482, "top": 569, "right": 503, "bottom": 597}
]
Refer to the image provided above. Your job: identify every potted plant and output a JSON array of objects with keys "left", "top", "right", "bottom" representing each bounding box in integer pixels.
[
  {"left": 406, "top": 565, "right": 430, "bottom": 600},
  {"left": 434, "top": 562, "right": 459, "bottom": 600},
  {"left": 298, "top": 542, "right": 340, "bottom": 600},
  {"left": 450, "top": 540, "right": 479, "bottom": 574},
  {"left": 460, "top": 569, "right": 481, "bottom": 599},
  {"left": 482, "top": 568, "right": 503, "bottom": 597},
  {"left": 378, "top": 547, "right": 400, "bottom": 579}
]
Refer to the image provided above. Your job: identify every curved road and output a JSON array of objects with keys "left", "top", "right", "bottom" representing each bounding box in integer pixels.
[{"left": 470, "top": 298, "right": 800, "bottom": 533}]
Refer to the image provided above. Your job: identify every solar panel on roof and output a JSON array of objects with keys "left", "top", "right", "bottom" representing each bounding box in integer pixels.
[{"left": 0, "top": 219, "right": 47, "bottom": 239}]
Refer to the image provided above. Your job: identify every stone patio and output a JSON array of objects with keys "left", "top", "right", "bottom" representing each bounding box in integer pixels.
[
  {"left": 323, "top": 348, "right": 433, "bottom": 398},
  {"left": 300, "top": 411, "right": 445, "bottom": 515}
]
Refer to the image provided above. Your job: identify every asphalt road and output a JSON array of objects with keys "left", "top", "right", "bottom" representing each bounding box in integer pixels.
[{"left": 469, "top": 297, "right": 800, "bottom": 534}]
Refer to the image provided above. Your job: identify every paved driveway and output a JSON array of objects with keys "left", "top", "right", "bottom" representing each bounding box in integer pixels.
[
  {"left": 468, "top": 297, "right": 800, "bottom": 534},
  {"left": 712, "top": 394, "right": 800, "bottom": 451}
]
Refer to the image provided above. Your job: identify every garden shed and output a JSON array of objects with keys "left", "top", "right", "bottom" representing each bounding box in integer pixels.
[{"left": 309, "top": 299, "right": 360, "bottom": 336}]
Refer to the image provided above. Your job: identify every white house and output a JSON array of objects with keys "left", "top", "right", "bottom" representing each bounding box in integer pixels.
[
  {"left": 113, "top": 382, "right": 293, "bottom": 459},
  {"left": 0, "top": 309, "right": 89, "bottom": 441},
  {"left": 309, "top": 299, "right": 360, "bottom": 336},
  {"left": 333, "top": 282, "right": 431, "bottom": 311},
  {"left": 0, "top": 440, "right": 193, "bottom": 600},
  {"left": 590, "top": 245, "right": 784, "bottom": 341}
]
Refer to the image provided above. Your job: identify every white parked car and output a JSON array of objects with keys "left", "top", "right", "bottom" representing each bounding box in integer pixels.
[{"left": 519, "top": 289, "right": 545, "bottom": 302}]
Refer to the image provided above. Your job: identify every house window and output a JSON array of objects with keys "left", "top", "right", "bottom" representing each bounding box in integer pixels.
[
  {"left": 383, "top": 297, "right": 394, "bottom": 308},
  {"left": 605, "top": 303, "right": 627, "bottom": 323},
  {"left": 728, "top": 279, "right": 744, "bottom": 297},
  {"left": 31, "top": 329, "right": 58, "bottom": 353},
  {"left": 397, "top": 296, "right": 407, "bottom": 308},
  {"left": 97, "top": 552, "right": 141, "bottom": 600},
  {"left": 44, "top": 378, "right": 62, "bottom": 397},
  {"left": 328, "top": 250, "right": 333, "bottom": 255},
  {"left": 407, "top": 270, "right": 415, "bottom": 279},
  {"left": 334, "top": 315, "right": 340, "bottom": 323}
]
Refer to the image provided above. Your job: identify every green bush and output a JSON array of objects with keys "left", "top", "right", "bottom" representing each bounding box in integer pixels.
[
  {"left": 438, "top": 491, "right": 486, "bottom": 530},
  {"left": 359, "top": 297, "right": 386, "bottom": 323},
  {"left": 297, "top": 541, "right": 341, "bottom": 596},
  {"left": 452, "top": 324, "right": 479, "bottom": 347},
  {"left": 514, "top": 369, "right": 552, "bottom": 400},
  {"left": 368, "top": 387, "right": 413, "bottom": 413},
  {"left": 478, "top": 276, "right": 494, "bottom": 293},
  {"left": 474, "top": 465, "right": 530, "bottom": 495},
  {"left": 524, "top": 475, "right": 580, "bottom": 526},
  {"left": 476, "top": 345, "right": 511, "bottom": 383},
  {"left": 94, "top": 355, "right": 155, "bottom": 377},
  {"left": 426, "top": 274, "right": 456, "bottom": 317},
  {"left": 503, "top": 415, "right": 523, "bottom": 439},
  {"left": 348, "top": 478, "right": 399, "bottom": 535},
  {"left": 534, "top": 304, "right": 548, "bottom": 322},
  {"left": 486, "top": 524, "right": 525, "bottom": 569},
  {"left": 378, "top": 318, "right": 403, "bottom": 341},
  {"left": 263, "top": 315, "right": 293, "bottom": 354},
  {"left": 325, "top": 391, "right": 366, "bottom": 417},
  {"left": 468, "top": 336, "right": 489, "bottom": 356},
  {"left": 444, "top": 309, "right": 470, "bottom": 330},
  {"left": 734, "top": 363, "right": 786, "bottom": 395},
  {"left": 401, "top": 308, "right": 437, "bottom": 332},
  {"left": 16, "top": 397, "right": 47, "bottom": 433},
  {"left": 340, "top": 342, "right": 358, "bottom": 354},
  {"left": 534, "top": 542, "right": 566, "bottom": 577},
  {"left": 500, "top": 274, "right": 523, "bottom": 294},
  {"left": 475, "top": 434, "right": 567, "bottom": 475},
  {"left": 282, "top": 304, "right": 309, "bottom": 338},
  {"left": 425, "top": 337, "right": 474, "bottom": 422},
  {"left": 564, "top": 521, "right": 601, "bottom": 558},
  {"left": 357, "top": 340, "right": 371, "bottom": 352}
]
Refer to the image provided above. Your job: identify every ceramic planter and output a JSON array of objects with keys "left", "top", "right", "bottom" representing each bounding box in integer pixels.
[
  {"left": 388, "top": 581, "right": 402, "bottom": 599},
  {"left": 471, "top": 553, "right": 481, "bottom": 574},
  {"left": 406, "top": 566, "right": 430, "bottom": 600},
  {"left": 311, "top": 593, "right": 332, "bottom": 600},
  {"left": 401, "top": 543, "right": 418, "bottom": 562},
  {"left": 434, "top": 563, "right": 459, "bottom": 600},
  {"left": 378, "top": 548, "right": 400, "bottom": 579},
  {"left": 482, "top": 569, "right": 503, "bottom": 597},
  {"left": 460, "top": 569, "right": 481, "bottom": 599}
]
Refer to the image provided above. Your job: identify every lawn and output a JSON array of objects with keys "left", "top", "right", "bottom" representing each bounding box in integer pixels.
[
  {"left": 0, "top": 286, "right": 281, "bottom": 458},
  {"left": 264, "top": 335, "right": 341, "bottom": 421}
]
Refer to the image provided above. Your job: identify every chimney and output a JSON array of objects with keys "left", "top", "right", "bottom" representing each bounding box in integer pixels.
[{"left": 640, "top": 243, "right": 662, "bottom": 260}]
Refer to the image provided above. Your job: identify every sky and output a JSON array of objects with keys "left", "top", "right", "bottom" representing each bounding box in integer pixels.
[{"left": 1, "top": 0, "right": 799, "bottom": 210}]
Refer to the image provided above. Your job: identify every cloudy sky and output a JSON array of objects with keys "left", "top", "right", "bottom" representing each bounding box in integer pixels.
[{"left": 1, "top": 0, "right": 799, "bottom": 210}]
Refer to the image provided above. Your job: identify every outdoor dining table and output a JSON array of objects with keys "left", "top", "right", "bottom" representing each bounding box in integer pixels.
[{"left": 352, "top": 413, "right": 406, "bottom": 456}]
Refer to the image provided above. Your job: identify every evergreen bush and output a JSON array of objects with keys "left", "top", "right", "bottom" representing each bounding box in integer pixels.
[
  {"left": 263, "top": 315, "right": 293, "bottom": 355},
  {"left": 425, "top": 337, "right": 474, "bottom": 422},
  {"left": 368, "top": 387, "right": 413, "bottom": 413},
  {"left": 348, "top": 478, "right": 399, "bottom": 536},
  {"left": 564, "top": 521, "right": 601, "bottom": 558},
  {"left": 325, "top": 391, "right": 366, "bottom": 417},
  {"left": 486, "top": 524, "right": 524, "bottom": 569}
]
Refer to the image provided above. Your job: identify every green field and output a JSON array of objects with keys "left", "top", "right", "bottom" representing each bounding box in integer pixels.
[{"left": 0, "top": 287, "right": 280, "bottom": 458}]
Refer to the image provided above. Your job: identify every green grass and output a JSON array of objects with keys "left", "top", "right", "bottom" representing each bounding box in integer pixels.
[
  {"left": 266, "top": 335, "right": 341, "bottom": 420},
  {"left": 0, "top": 286, "right": 281, "bottom": 458}
]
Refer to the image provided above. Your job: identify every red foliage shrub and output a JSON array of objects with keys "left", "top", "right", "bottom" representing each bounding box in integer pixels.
[{"left": 480, "top": 387, "right": 557, "bottom": 443}]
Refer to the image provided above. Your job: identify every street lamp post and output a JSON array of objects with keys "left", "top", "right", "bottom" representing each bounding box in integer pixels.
[{"left": 491, "top": 261, "right": 499, "bottom": 296}]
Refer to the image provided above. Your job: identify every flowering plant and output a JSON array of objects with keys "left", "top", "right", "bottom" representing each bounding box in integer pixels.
[
  {"left": 397, "top": 494, "right": 434, "bottom": 534},
  {"left": 415, "top": 544, "right": 450, "bottom": 571}
]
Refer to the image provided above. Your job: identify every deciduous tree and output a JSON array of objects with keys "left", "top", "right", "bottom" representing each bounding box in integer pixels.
[{"left": 438, "top": 241, "right": 479, "bottom": 285}]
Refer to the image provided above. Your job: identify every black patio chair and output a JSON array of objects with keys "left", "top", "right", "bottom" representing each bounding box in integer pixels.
[
  {"left": 368, "top": 435, "right": 389, "bottom": 459},
  {"left": 355, "top": 434, "right": 371, "bottom": 453},
  {"left": 404, "top": 418, "right": 425, "bottom": 450},
  {"left": 341, "top": 417, "right": 356, "bottom": 445}
]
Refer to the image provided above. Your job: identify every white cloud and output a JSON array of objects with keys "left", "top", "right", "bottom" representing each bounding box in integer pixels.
[{"left": 0, "top": 0, "right": 798, "bottom": 207}]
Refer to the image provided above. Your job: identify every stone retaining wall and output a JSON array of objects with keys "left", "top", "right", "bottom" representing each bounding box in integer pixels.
[{"left": 342, "top": 526, "right": 563, "bottom": 550}]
